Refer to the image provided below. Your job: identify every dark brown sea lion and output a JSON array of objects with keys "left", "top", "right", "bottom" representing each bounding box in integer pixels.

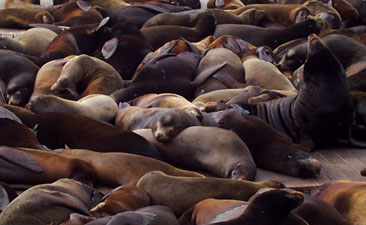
[
  {"left": 141, "top": 13, "right": 216, "bottom": 50},
  {"left": 136, "top": 171, "right": 284, "bottom": 216},
  {"left": 12, "top": 112, "right": 162, "bottom": 160},
  {"left": 89, "top": 185, "right": 151, "bottom": 217},
  {"left": 0, "top": 178, "right": 103, "bottom": 225},
  {"left": 303, "top": 0, "right": 342, "bottom": 28},
  {"left": 142, "top": 8, "right": 265, "bottom": 28},
  {"left": 311, "top": 180, "right": 366, "bottom": 225},
  {"left": 57, "top": 148, "right": 204, "bottom": 187},
  {"left": 111, "top": 51, "right": 226, "bottom": 103},
  {"left": 134, "top": 126, "right": 257, "bottom": 180},
  {"left": 94, "top": 22, "right": 152, "bottom": 80},
  {"left": 214, "top": 18, "right": 321, "bottom": 49},
  {"left": 0, "top": 8, "right": 54, "bottom": 28},
  {"left": 242, "top": 34, "right": 358, "bottom": 149},
  {"left": 0, "top": 146, "right": 98, "bottom": 186},
  {"left": 179, "top": 189, "right": 304, "bottom": 225},
  {"left": 0, "top": 50, "right": 39, "bottom": 106},
  {"left": 115, "top": 105, "right": 200, "bottom": 142},
  {"left": 206, "top": 109, "right": 321, "bottom": 177},
  {"left": 63, "top": 205, "right": 180, "bottom": 225},
  {"left": 37, "top": 17, "right": 111, "bottom": 66}
]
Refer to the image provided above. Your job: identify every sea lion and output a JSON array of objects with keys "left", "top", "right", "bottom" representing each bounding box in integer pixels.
[
  {"left": 50, "top": 54, "right": 123, "bottom": 97},
  {"left": 134, "top": 126, "right": 257, "bottom": 181},
  {"left": 15, "top": 28, "right": 58, "bottom": 57},
  {"left": 29, "top": 94, "right": 119, "bottom": 123},
  {"left": 136, "top": 171, "right": 284, "bottom": 216},
  {"left": 303, "top": 0, "right": 342, "bottom": 28},
  {"left": 115, "top": 105, "right": 200, "bottom": 142},
  {"left": 57, "top": 148, "right": 204, "bottom": 187},
  {"left": 194, "top": 47, "right": 245, "bottom": 97},
  {"left": 214, "top": 18, "right": 321, "bottom": 49},
  {"left": 276, "top": 34, "right": 366, "bottom": 73},
  {"left": 111, "top": 51, "right": 226, "bottom": 103},
  {"left": 0, "top": 8, "right": 54, "bottom": 28},
  {"left": 89, "top": 185, "right": 151, "bottom": 217},
  {"left": 207, "top": 108, "right": 321, "bottom": 177},
  {"left": 130, "top": 93, "right": 203, "bottom": 120},
  {"left": 0, "top": 178, "right": 103, "bottom": 225},
  {"left": 63, "top": 205, "right": 180, "bottom": 225},
  {"left": 141, "top": 13, "right": 216, "bottom": 50},
  {"left": 241, "top": 34, "right": 357, "bottom": 149},
  {"left": 311, "top": 180, "right": 366, "bottom": 225},
  {"left": 142, "top": 8, "right": 265, "bottom": 28},
  {"left": 37, "top": 17, "right": 111, "bottom": 66},
  {"left": 179, "top": 189, "right": 304, "bottom": 225},
  {"left": 0, "top": 146, "right": 98, "bottom": 186},
  {"left": 16, "top": 112, "right": 163, "bottom": 160},
  {"left": 27, "top": 57, "right": 77, "bottom": 107},
  {"left": 94, "top": 22, "right": 152, "bottom": 80},
  {"left": 0, "top": 50, "right": 39, "bottom": 106},
  {"left": 229, "top": 4, "right": 311, "bottom": 26},
  {"left": 51, "top": 1, "right": 104, "bottom": 27}
]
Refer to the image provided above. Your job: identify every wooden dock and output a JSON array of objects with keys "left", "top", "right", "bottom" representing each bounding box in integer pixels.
[{"left": 255, "top": 147, "right": 366, "bottom": 191}]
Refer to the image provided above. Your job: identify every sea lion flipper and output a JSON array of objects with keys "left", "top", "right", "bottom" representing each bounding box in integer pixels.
[
  {"left": 0, "top": 146, "right": 43, "bottom": 173},
  {"left": 76, "top": 0, "right": 92, "bottom": 12},
  {"left": 192, "top": 61, "right": 227, "bottom": 87},
  {"left": 0, "top": 185, "right": 9, "bottom": 210},
  {"left": 102, "top": 38, "right": 118, "bottom": 60}
]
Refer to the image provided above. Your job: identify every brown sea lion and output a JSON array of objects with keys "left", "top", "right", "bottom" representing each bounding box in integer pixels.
[
  {"left": 115, "top": 104, "right": 200, "bottom": 142},
  {"left": 29, "top": 94, "right": 119, "bottom": 123},
  {"left": 0, "top": 8, "right": 54, "bottom": 28},
  {"left": 136, "top": 171, "right": 284, "bottom": 216},
  {"left": 0, "top": 178, "right": 103, "bottom": 225},
  {"left": 0, "top": 50, "right": 39, "bottom": 106},
  {"left": 129, "top": 93, "right": 203, "bottom": 120},
  {"left": 27, "top": 57, "right": 77, "bottom": 108},
  {"left": 0, "top": 181, "right": 17, "bottom": 212},
  {"left": 213, "top": 18, "right": 321, "bottom": 49},
  {"left": 206, "top": 109, "right": 321, "bottom": 177},
  {"left": 303, "top": 0, "right": 342, "bottom": 28},
  {"left": 89, "top": 185, "right": 151, "bottom": 217},
  {"left": 51, "top": 54, "right": 123, "bottom": 97},
  {"left": 0, "top": 146, "right": 98, "bottom": 186},
  {"left": 229, "top": 4, "right": 311, "bottom": 26},
  {"left": 52, "top": 1, "right": 103, "bottom": 27},
  {"left": 311, "top": 180, "right": 366, "bottom": 225},
  {"left": 57, "top": 148, "right": 204, "bottom": 187},
  {"left": 141, "top": 13, "right": 216, "bottom": 50},
  {"left": 134, "top": 126, "right": 257, "bottom": 180}
]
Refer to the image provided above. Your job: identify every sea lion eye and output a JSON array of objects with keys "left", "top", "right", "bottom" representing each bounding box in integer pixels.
[{"left": 231, "top": 170, "right": 239, "bottom": 176}]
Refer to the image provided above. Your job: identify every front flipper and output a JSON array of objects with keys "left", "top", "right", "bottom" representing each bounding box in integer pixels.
[{"left": 0, "top": 146, "right": 43, "bottom": 173}]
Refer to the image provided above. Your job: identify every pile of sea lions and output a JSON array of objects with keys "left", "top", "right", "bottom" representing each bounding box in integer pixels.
[{"left": 0, "top": 0, "right": 366, "bottom": 224}]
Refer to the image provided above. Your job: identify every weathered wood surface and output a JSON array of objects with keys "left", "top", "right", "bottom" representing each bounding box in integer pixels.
[{"left": 255, "top": 147, "right": 366, "bottom": 190}]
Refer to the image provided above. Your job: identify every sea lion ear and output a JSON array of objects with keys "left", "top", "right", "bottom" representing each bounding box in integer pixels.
[
  {"left": 77, "top": 0, "right": 92, "bottom": 12},
  {"left": 102, "top": 38, "right": 118, "bottom": 59}
]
